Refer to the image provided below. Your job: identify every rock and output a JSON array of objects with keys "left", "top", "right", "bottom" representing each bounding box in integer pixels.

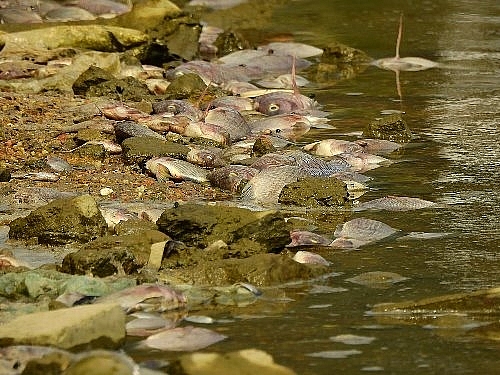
[
  {"left": 364, "top": 114, "right": 412, "bottom": 143},
  {"left": 9, "top": 194, "right": 107, "bottom": 245},
  {"left": 72, "top": 65, "right": 115, "bottom": 96},
  {"left": 121, "top": 137, "right": 190, "bottom": 164},
  {"left": 166, "top": 23, "right": 202, "bottom": 61},
  {"left": 157, "top": 203, "right": 292, "bottom": 254},
  {"left": 0, "top": 167, "right": 10, "bottom": 182},
  {"left": 278, "top": 177, "right": 349, "bottom": 207},
  {"left": 180, "top": 253, "right": 327, "bottom": 286},
  {"left": 164, "top": 73, "right": 207, "bottom": 99},
  {"left": 0, "top": 269, "right": 135, "bottom": 301},
  {"left": 213, "top": 29, "right": 251, "bottom": 57},
  {"left": 0, "top": 303, "right": 125, "bottom": 349},
  {"left": 61, "top": 230, "right": 169, "bottom": 277},
  {"left": 63, "top": 351, "right": 139, "bottom": 375},
  {"left": 173, "top": 348, "right": 296, "bottom": 375},
  {"left": 0, "top": 26, "right": 148, "bottom": 56}
]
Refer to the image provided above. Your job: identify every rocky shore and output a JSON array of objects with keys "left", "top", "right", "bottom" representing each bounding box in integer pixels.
[{"left": 1, "top": 1, "right": 498, "bottom": 374}]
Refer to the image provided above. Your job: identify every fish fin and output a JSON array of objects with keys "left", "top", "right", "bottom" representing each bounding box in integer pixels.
[
  {"left": 395, "top": 13, "right": 403, "bottom": 59},
  {"left": 291, "top": 54, "right": 300, "bottom": 97},
  {"left": 155, "top": 164, "right": 172, "bottom": 183}
]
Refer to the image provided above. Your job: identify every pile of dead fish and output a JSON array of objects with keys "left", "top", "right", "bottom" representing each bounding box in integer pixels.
[{"left": 0, "top": 0, "right": 131, "bottom": 24}]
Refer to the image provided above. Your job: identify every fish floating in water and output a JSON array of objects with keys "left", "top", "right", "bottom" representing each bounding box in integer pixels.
[{"left": 354, "top": 195, "right": 436, "bottom": 211}]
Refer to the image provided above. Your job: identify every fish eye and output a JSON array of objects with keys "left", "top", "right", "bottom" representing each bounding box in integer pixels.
[
  {"left": 268, "top": 103, "right": 280, "bottom": 112},
  {"left": 275, "top": 129, "right": 281, "bottom": 133},
  {"left": 167, "top": 104, "right": 178, "bottom": 113}
]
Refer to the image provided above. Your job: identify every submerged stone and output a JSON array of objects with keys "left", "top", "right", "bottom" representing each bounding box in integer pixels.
[
  {"left": 364, "top": 114, "right": 412, "bottom": 143},
  {"left": 121, "top": 137, "right": 190, "bottom": 164},
  {"left": 9, "top": 194, "right": 107, "bottom": 245}
]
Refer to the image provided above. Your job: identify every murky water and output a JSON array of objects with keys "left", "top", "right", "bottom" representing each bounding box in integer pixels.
[{"left": 187, "top": 1, "right": 500, "bottom": 373}]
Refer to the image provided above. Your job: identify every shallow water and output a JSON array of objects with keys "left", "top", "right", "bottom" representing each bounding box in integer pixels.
[{"left": 185, "top": 1, "right": 500, "bottom": 373}]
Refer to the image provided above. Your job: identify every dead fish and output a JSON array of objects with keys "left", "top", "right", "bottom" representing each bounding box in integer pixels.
[
  {"left": 207, "top": 95, "right": 254, "bottom": 111},
  {"left": 346, "top": 271, "right": 409, "bottom": 288},
  {"left": 94, "top": 284, "right": 186, "bottom": 313},
  {"left": 230, "top": 54, "right": 312, "bottom": 75},
  {"left": 100, "top": 103, "right": 151, "bottom": 122},
  {"left": 204, "top": 106, "right": 251, "bottom": 142},
  {"left": 207, "top": 165, "right": 259, "bottom": 192},
  {"left": 168, "top": 120, "right": 230, "bottom": 145},
  {"left": 372, "top": 14, "right": 438, "bottom": 72},
  {"left": 172, "top": 60, "right": 262, "bottom": 85},
  {"left": 354, "top": 195, "right": 436, "bottom": 211},
  {"left": 250, "top": 152, "right": 295, "bottom": 171},
  {"left": 152, "top": 99, "right": 203, "bottom": 122},
  {"left": 256, "top": 73, "right": 310, "bottom": 89},
  {"left": 126, "top": 313, "right": 177, "bottom": 337},
  {"left": 0, "top": 8, "right": 43, "bottom": 23},
  {"left": 66, "top": 0, "right": 132, "bottom": 15},
  {"left": 304, "top": 139, "right": 364, "bottom": 156},
  {"left": 114, "top": 120, "right": 165, "bottom": 141},
  {"left": 257, "top": 42, "right": 323, "bottom": 58},
  {"left": 46, "top": 155, "right": 72, "bottom": 172},
  {"left": 293, "top": 250, "right": 331, "bottom": 266},
  {"left": 186, "top": 145, "right": 226, "bottom": 168},
  {"left": 10, "top": 171, "right": 60, "bottom": 182},
  {"left": 0, "top": 254, "right": 32, "bottom": 269},
  {"left": 254, "top": 91, "right": 319, "bottom": 116},
  {"left": 284, "top": 150, "right": 350, "bottom": 177},
  {"left": 145, "top": 157, "right": 209, "bottom": 184},
  {"left": 355, "top": 138, "right": 402, "bottom": 155},
  {"left": 142, "top": 326, "right": 227, "bottom": 351},
  {"left": 98, "top": 206, "right": 135, "bottom": 229},
  {"left": 332, "top": 171, "right": 372, "bottom": 184},
  {"left": 223, "top": 80, "right": 260, "bottom": 95},
  {"left": 44, "top": 6, "right": 96, "bottom": 22},
  {"left": 71, "top": 140, "right": 123, "bottom": 154},
  {"left": 339, "top": 152, "right": 390, "bottom": 172},
  {"left": 287, "top": 230, "right": 332, "bottom": 247},
  {"left": 249, "top": 113, "right": 311, "bottom": 140},
  {"left": 331, "top": 217, "right": 398, "bottom": 248},
  {"left": 240, "top": 165, "right": 299, "bottom": 205}
]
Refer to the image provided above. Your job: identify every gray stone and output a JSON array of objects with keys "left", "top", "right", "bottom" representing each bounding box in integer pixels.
[
  {"left": 9, "top": 194, "right": 107, "bottom": 245},
  {"left": 0, "top": 303, "right": 125, "bottom": 349}
]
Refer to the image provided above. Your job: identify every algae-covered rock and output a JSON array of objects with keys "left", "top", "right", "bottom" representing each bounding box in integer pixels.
[
  {"left": 73, "top": 65, "right": 151, "bottom": 100},
  {"left": 63, "top": 351, "right": 138, "bottom": 375},
  {"left": 278, "top": 177, "right": 349, "bottom": 207},
  {"left": 9, "top": 194, "right": 107, "bottom": 245},
  {"left": 61, "top": 230, "right": 169, "bottom": 277},
  {"left": 121, "top": 136, "right": 190, "bottom": 163},
  {"left": 157, "top": 203, "right": 292, "bottom": 253},
  {"left": 0, "top": 25, "right": 148, "bottom": 55},
  {"left": 0, "top": 269, "right": 135, "bottom": 301},
  {"left": 174, "top": 348, "right": 297, "bottom": 375},
  {"left": 364, "top": 114, "right": 412, "bottom": 143},
  {"left": 164, "top": 73, "right": 207, "bottom": 99},
  {"left": 183, "top": 253, "right": 327, "bottom": 286},
  {"left": 0, "top": 303, "right": 125, "bottom": 349}
]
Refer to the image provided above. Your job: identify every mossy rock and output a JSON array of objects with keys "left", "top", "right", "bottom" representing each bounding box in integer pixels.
[
  {"left": 364, "top": 114, "right": 412, "bottom": 143},
  {"left": 279, "top": 177, "right": 349, "bottom": 207}
]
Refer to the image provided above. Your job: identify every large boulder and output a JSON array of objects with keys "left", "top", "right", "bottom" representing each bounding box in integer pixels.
[
  {"left": 156, "top": 203, "right": 292, "bottom": 254},
  {"left": 9, "top": 194, "right": 107, "bottom": 245},
  {"left": 61, "top": 230, "right": 169, "bottom": 277},
  {"left": 0, "top": 303, "right": 125, "bottom": 349}
]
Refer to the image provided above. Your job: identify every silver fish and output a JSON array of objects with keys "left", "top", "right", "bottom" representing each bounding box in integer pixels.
[
  {"left": 44, "top": 6, "right": 96, "bottom": 22},
  {"left": 256, "top": 73, "right": 310, "bottom": 89},
  {"left": 143, "top": 326, "right": 227, "bottom": 351},
  {"left": 304, "top": 139, "right": 364, "bottom": 156},
  {"left": 208, "top": 96, "right": 254, "bottom": 111},
  {"left": 145, "top": 157, "right": 209, "bottom": 184},
  {"left": 240, "top": 165, "right": 299, "bottom": 205},
  {"left": 332, "top": 217, "right": 398, "bottom": 244},
  {"left": 293, "top": 250, "right": 331, "bottom": 266},
  {"left": 204, "top": 106, "right": 250, "bottom": 142},
  {"left": 46, "top": 155, "right": 72, "bottom": 172},
  {"left": 94, "top": 284, "right": 186, "bottom": 313},
  {"left": 207, "top": 165, "right": 259, "bottom": 192},
  {"left": 346, "top": 271, "right": 409, "bottom": 287},
  {"left": 354, "top": 196, "right": 436, "bottom": 212},
  {"left": 257, "top": 42, "right": 323, "bottom": 58}
]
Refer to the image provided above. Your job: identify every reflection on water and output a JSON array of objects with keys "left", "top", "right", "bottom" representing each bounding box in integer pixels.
[{"left": 205, "top": 0, "right": 500, "bottom": 374}]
